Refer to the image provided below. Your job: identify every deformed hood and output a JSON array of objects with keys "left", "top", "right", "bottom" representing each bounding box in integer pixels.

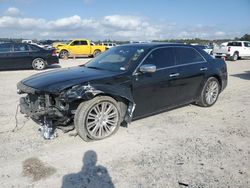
[{"left": 20, "top": 66, "right": 119, "bottom": 93}]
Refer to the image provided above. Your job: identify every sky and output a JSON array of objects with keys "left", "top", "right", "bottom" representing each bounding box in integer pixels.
[{"left": 0, "top": 0, "right": 249, "bottom": 40}]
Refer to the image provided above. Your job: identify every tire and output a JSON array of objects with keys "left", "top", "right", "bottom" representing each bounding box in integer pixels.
[
  {"left": 59, "top": 50, "right": 69, "bottom": 59},
  {"left": 231, "top": 52, "right": 238, "bottom": 61},
  {"left": 32, "top": 58, "right": 46, "bottom": 70},
  {"left": 74, "top": 96, "right": 122, "bottom": 141},
  {"left": 197, "top": 77, "right": 220, "bottom": 107},
  {"left": 93, "top": 50, "right": 101, "bottom": 58}
]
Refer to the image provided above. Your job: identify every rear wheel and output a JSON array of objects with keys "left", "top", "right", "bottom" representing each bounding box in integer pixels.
[
  {"left": 93, "top": 50, "right": 101, "bottom": 58},
  {"left": 32, "top": 58, "right": 46, "bottom": 70},
  {"left": 231, "top": 52, "right": 238, "bottom": 61},
  {"left": 197, "top": 77, "right": 220, "bottom": 107},
  {"left": 59, "top": 50, "right": 69, "bottom": 59},
  {"left": 74, "top": 96, "right": 122, "bottom": 141}
]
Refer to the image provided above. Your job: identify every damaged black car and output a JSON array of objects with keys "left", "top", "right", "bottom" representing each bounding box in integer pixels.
[{"left": 17, "top": 43, "right": 227, "bottom": 141}]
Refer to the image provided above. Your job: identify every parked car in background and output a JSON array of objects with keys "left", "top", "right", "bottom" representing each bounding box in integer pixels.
[
  {"left": 17, "top": 43, "right": 227, "bottom": 141},
  {"left": 22, "top": 39, "right": 52, "bottom": 50},
  {"left": 101, "top": 43, "right": 117, "bottom": 49},
  {"left": 0, "top": 42, "right": 59, "bottom": 70},
  {"left": 56, "top": 39, "right": 107, "bottom": 59},
  {"left": 193, "top": 45, "right": 213, "bottom": 55},
  {"left": 213, "top": 41, "right": 250, "bottom": 61}
]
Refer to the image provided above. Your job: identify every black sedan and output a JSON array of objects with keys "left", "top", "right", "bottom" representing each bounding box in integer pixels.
[
  {"left": 17, "top": 43, "right": 227, "bottom": 141},
  {"left": 0, "top": 42, "right": 59, "bottom": 70}
]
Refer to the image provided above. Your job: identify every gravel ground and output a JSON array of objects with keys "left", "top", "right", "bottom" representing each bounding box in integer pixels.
[{"left": 0, "top": 58, "right": 249, "bottom": 188}]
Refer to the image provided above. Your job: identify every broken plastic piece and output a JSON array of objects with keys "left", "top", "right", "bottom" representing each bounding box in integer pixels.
[{"left": 39, "top": 116, "right": 57, "bottom": 139}]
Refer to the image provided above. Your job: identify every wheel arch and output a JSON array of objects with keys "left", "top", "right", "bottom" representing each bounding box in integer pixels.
[{"left": 63, "top": 84, "right": 135, "bottom": 123}]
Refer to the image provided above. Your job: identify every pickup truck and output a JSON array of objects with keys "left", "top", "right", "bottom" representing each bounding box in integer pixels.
[
  {"left": 213, "top": 41, "right": 250, "bottom": 61},
  {"left": 56, "top": 39, "right": 107, "bottom": 59}
]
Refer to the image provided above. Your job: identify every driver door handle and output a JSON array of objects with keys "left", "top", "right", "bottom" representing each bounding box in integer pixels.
[
  {"left": 169, "top": 73, "right": 180, "bottom": 77},
  {"left": 200, "top": 67, "right": 208, "bottom": 71}
]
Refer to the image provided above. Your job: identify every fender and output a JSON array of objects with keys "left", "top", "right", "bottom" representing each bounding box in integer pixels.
[{"left": 60, "top": 83, "right": 136, "bottom": 123}]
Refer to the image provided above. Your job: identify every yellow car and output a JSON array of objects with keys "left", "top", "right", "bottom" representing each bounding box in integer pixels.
[{"left": 56, "top": 39, "right": 107, "bottom": 59}]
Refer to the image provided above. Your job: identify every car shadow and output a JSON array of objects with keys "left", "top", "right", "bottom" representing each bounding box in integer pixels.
[
  {"left": 47, "top": 64, "right": 61, "bottom": 69},
  {"left": 61, "top": 150, "right": 114, "bottom": 188},
  {"left": 231, "top": 71, "right": 250, "bottom": 80},
  {"left": 0, "top": 64, "right": 61, "bottom": 72}
]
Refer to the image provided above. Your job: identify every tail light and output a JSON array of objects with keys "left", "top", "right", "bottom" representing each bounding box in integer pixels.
[
  {"left": 52, "top": 49, "right": 57, "bottom": 56},
  {"left": 228, "top": 47, "right": 231, "bottom": 52}
]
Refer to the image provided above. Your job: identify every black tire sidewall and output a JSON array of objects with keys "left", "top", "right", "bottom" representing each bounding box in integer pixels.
[
  {"left": 75, "top": 96, "right": 121, "bottom": 141},
  {"left": 232, "top": 53, "right": 238, "bottom": 61},
  {"left": 93, "top": 50, "right": 101, "bottom": 57},
  {"left": 59, "top": 50, "right": 68, "bottom": 59}
]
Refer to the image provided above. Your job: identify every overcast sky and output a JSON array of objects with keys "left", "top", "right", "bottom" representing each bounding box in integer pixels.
[{"left": 0, "top": 0, "right": 249, "bottom": 40}]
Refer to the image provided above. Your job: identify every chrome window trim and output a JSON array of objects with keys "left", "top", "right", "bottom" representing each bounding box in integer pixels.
[{"left": 132, "top": 46, "right": 207, "bottom": 75}]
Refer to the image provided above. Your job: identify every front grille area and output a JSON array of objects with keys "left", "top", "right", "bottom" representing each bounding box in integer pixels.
[{"left": 26, "top": 94, "right": 45, "bottom": 112}]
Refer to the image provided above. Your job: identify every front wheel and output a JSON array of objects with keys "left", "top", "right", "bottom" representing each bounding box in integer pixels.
[
  {"left": 197, "top": 77, "right": 220, "bottom": 107},
  {"left": 74, "top": 96, "right": 122, "bottom": 141},
  {"left": 32, "top": 58, "right": 46, "bottom": 70}
]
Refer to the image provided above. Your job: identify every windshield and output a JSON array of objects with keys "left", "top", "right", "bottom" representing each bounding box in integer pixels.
[{"left": 85, "top": 46, "right": 148, "bottom": 72}]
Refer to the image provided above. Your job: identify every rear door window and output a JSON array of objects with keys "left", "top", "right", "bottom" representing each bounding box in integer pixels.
[
  {"left": 244, "top": 42, "right": 250, "bottom": 47},
  {"left": 227, "top": 42, "right": 242, "bottom": 47},
  {"left": 143, "top": 47, "right": 175, "bottom": 69},
  {"left": 0, "top": 43, "right": 12, "bottom": 52},
  {"left": 174, "top": 47, "right": 204, "bottom": 65},
  {"left": 14, "top": 44, "right": 29, "bottom": 52},
  {"left": 80, "top": 40, "right": 88, "bottom": 45}
]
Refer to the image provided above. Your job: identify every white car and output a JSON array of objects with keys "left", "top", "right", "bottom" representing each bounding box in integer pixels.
[
  {"left": 213, "top": 41, "right": 250, "bottom": 61},
  {"left": 193, "top": 45, "right": 213, "bottom": 55},
  {"left": 101, "top": 43, "right": 117, "bottom": 49}
]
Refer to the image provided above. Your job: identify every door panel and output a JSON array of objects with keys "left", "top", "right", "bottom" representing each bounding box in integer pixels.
[
  {"left": 173, "top": 47, "right": 208, "bottom": 103},
  {"left": 12, "top": 44, "right": 32, "bottom": 68},
  {"left": 0, "top": 43, "right": 13, "bottom": 70},
  {"left": 243, "top": 42, "right": 250, "bottom": 57},
  {"left": 175, "top": 62, "right": 208, "bottom": 103},
  {"left": 132, "top": 47, "right": 179, "bottom": 117},
  {"left": 133, "top": 67, "right": 179, "bottom": 117},
  {"left": 78, "top": 40, "right": 91, "bottom": 55}
]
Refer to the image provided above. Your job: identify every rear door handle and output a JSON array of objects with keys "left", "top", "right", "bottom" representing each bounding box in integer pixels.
[
  {"left": 169, "top": 73, "right": 180, "bottom": 77},
  {"left": 200, "top": 67, "right": 208, "bottom": 71}
]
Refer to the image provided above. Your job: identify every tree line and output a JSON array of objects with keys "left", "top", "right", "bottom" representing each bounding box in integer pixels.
[{"left": 0, "top": 34, "right": 249, "bottom": 45}]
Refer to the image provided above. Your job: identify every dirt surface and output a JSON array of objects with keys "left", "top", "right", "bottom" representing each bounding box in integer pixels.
[{"left": 0, "top": 58, "right": 249, "bottom": 188}]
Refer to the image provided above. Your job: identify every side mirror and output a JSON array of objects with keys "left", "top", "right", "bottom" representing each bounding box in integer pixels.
[{"left": 139, "top": 64, "right": 156, "bottom": 73}]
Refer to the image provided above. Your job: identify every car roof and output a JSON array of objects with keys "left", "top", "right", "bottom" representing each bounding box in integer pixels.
[{"left": 120, "top": 42, "right": 194, "bottom": 49}]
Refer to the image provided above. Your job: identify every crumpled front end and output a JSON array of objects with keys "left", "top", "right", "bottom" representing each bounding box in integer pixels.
[{"left": 17, "top": 81, "right": 135, "bottom": 140}]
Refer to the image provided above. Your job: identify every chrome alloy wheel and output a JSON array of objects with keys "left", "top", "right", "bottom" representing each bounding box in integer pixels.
[
  {"left": 34, "top": 59, "right": 45, "bottom": 70},
  {"left": 86, "top": 101, "right": 119, "bottom": 139},
  {"left": 205, "top": 80, "right": 219, "bottom": 105}
]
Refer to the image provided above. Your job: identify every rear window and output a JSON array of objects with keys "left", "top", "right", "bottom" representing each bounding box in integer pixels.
[
  {"left": 14, "top": 44, "right": 29, "bottom": 52},
  {"left": 174, "top": 47, "right": 204, "bottom": 65},
  {"left": 0, "top": 43, "right": 12, "bottom": 52},
  {"left": 227, "top": 42, "right": 242, "bottom": 47}
]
